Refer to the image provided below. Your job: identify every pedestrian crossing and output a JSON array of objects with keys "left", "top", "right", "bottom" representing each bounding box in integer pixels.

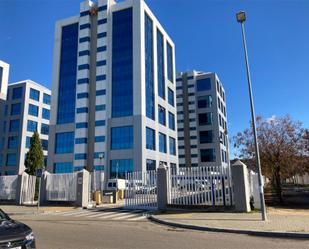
[{"left": 43, "top": 208, "right": 148, "bottom": 221}]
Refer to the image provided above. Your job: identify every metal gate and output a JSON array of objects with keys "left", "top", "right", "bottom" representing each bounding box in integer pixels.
[
  {"left": 46, "top": 173, "right": 77, "bottom": 201},
  {"left": 0, "top": 175, "right": 18, "bottom": 200},
  {"left": 125, "top": 170, "right": 157, "bottom": 210},
  {"left": 20, "top": 174, "right": 36, "bottom": 204},
  {"left": 168, "top": 166, "right": 233, "bottom": 206}
]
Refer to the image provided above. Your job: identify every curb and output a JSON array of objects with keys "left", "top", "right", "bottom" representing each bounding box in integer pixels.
[{"left": 148, "top": 215, "right": 309, "bottom": 239}]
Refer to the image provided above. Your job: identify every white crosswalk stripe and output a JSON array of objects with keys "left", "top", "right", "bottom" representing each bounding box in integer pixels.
[{"left": 43, "top": 209, "right": 148, "bottom": 221}]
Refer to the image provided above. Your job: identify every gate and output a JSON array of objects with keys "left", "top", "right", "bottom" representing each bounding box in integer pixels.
[
  {"left": 125, "top": 170, "right": 157, "bottom": 210},
  {"left": 168, "top": 166, "right": 233, "bottom": 206},
  {"left": 46, "top": 173, "right": 77, "bottom": 201},
  {"left": 20, "top": 174, "right": 36, "bottom": 204},
  {"left": 0, "top": 175, "right": 18, "bottom": 200}
]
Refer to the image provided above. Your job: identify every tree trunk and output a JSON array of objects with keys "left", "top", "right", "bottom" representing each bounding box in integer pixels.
[{"left": 274, "top": 166, "right": 283, "bottom": 204}]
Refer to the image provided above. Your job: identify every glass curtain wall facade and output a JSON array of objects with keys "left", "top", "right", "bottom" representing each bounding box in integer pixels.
[
  {"left": 57, "top": 23, "right": 78, "bottom": 124},
  {"left": 112, "top": 8, "right": 133, "bottom": 118}
]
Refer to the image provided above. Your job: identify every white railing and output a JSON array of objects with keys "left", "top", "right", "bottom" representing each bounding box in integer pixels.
[
  {"left": 92, "top": 170, "right": 105, "bottom": 192},
  {"left": 125, "top": 170, "right": 157, "bottom": 210},
  {"left": 168, "top": 166, "right": 233, "bottom": 206},
  {"left": 0, "top": 175, "right": 18, "bottom": 200},
  {"left": 46, "top": 173, "right": 77, "bottom": 202},
  {"left": 20, "top": 174, "right": 36, "bottom": 204}
]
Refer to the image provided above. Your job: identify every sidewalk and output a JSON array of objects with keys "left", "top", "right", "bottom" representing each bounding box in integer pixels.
[
  {"left": 0, "top": 205, "right": 78, "bottom": 215},
  {"left": 149, "top": 208, "right": 309, "bottom": 239}
]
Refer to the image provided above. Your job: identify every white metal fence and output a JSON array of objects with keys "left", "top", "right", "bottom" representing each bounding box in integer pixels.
[
  {"left": 20, "top": 174, "right": 36, "bottom": 204},
  {"left": 92, "top": 170, "right": 105, "bottom": 192},
  {"left": 0, "top": 175, "right": 18, "bottom": 200},
  {"left": 125, "top": 170, "right": 157, "bottom": 210},
  {"left": 168, "top": 166, "right": 233, "bottom": 206},
  {"left": 46, "top": 173, "right": 77, "bottom": 202}
]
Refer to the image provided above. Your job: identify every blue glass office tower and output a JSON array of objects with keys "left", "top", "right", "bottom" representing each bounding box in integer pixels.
[{"left": 48, "top": 0, "right": 178, "bottom": 179}]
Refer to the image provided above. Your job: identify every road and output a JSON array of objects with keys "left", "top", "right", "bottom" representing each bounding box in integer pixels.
[{"left": 11, "top": 209, "right": 309, "bottom": 249}]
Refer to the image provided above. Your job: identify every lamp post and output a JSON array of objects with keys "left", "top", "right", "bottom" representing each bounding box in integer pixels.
[{"left": 236, "top": 11, "right": 267, "bottom": 221}]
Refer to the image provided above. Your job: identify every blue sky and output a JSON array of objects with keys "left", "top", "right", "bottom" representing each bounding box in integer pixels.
[{"left": 1, "top": 0, "right": 308, "bottom": 156}]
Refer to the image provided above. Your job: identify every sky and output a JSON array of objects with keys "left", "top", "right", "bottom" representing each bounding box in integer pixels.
[{"left": 0, "top": 0, "right": 308, "bottom": 157}]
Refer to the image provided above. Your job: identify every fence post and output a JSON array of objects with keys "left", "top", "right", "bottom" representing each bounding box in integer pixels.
[
  {"left": 157, "top": 165, "right": 168, "bottom": 211},
  {"left": 76, "top": 169, "right": 90, "bottom": 208},
  {"left": 231, "top": 160, "right": 251, "bottom": 212},
  {"left": 40, "top": 171, "right": 50, "bottom": 205}
]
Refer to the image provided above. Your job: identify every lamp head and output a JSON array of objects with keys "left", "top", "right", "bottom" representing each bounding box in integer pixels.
[{"left": 236, "top": 11, "right": 246, "bottom": 23}]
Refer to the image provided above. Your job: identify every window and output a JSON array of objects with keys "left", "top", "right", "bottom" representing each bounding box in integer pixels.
[
  {"left": 30, "top": 88, "right": 40, "bottom": 101},
  {"left": 168, "top": 112, "right": 175, "bottom": 130},
  {"left": 76, "top": 122, "right": 88, "bottom": 128},
  {"left": 166, "top": 42, "right": 174, "bottom": 82},
  {"left": 159, "top": 132, "right": 166, "bottom": 153},
  {"left": 112, "top": 8, "right": 133, "bottom": 118},
  {"left": 4, "top": 105, "right": 8, "bottom": 116},
  {"left": 26, "top": 136, "right": 31, "bottom": 148},
  {"left": 168, "top": 88, "right": 174, "bottom": 106},
  {"left": 197, "top": 78, "right": 211, "bottom": 91},
  {"left": 8, "top": 136, "right": 18, "bottom": 149},
  {"left": 11, "top": 103, "right": 21, "bottom": 115},
  {"left": 55, "top": 132, "right": 74, "bottom": 154},
  {"left": 41, "top": 139, "right": 48, "bottom": 150},
  {"left": 75, "top": 138, "right": 87, "bottom": 144},
  {"left": 54, "top": 162, "right": 73, "bottom": 174},
  {"left": 27, "top": 120, "right": 37, "bottom": 132},
  {"left": 9, "top": 119, "right": 20, "bottom": 132},
  {"left": 158, "top": 105, "right": 166, "bottom": 126},
  {"left": 145, "top": 13, "right": 155, "bottom": 120},
  {"left": 95, "top": 136, "right": 105, "bottom": 142},
  {"left": 6, "top": 153, "right": 17, "bottom": 166},
  {"left": 79, "top": 50, "right": 90, "bottom": 56},
  {"left": 157, "top": 29, "right": 165, "bottom": 99},
  {"left": 111, "top": 126, "right": 133, "bottom": 150},
  {"left": 42, "top": 93, "right": 51, "bottom": 105},
  {"left": 3, "top": 121, "right": 6, "bottom": 132},
  {"left": 95, "top": 120, "right": 105, "bottom": 126},
  {"left": 42, "top": 108, "right": 50, "bottom": 120},
  {"left": 169, "top": 137, "right": 176, "bottom": 155},
  {"left": 41, "top": 123, "right": 49, "bottom": 135},
  {"left": 28, "top": 104, "right": 38, "bottom": 116},
  {"left": 77, "top": 92, "right": 88, "bottom": 99},
  {"left": 200, "top": 149, "right": 216, "bottom": 162},
  {"left": 198, "top": 113, "right": 213, "bottom": 126},
  {"left": 146, "top": 159, "right": 156, "bottom": 171},
  {"left": 199, "top": 130, "right": 213, "bottom": 143},
  {"left": 75, "top": 153, "right": 87, "bottom": 160},
  {"left": 198, "top": 95, "right": 212, "bottom": 108},
  {"left": 96, "top": 89, "right": 106, "bottom": 96},
  {"left": 95, "top": 105, "right": 106, "bottom": 111},
  {"left": 12, "top": 87, "right": 23, "bottom": 99},
  {"left": 146, "top": 127, "right": 155, "bottom": 150},
  {"left": 110, "top": 159, "right": 133, "bottom": 179},
  {"left": 57, "top": 23, "right": 78, "bottom": 124},
  {"left": 76, "top": 107, "right": 88, "bottom": 113}
]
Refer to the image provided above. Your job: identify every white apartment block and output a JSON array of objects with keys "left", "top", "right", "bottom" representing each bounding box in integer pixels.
[
  {"left": 176, "top": 71, "right": 229, "bottom": 168},
  {"left": 0, "top": 79, "right": 51, "bottom": 175},
  {"left": 47, "top": 0, "right": 178, "bottom": 178}
]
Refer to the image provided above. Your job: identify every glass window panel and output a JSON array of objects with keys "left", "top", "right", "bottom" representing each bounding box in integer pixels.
[
  {"left": 111, "top": 126, "right": 133, "bottom": 150},
  {"left": 112, "top": 8, "right": 133, "bottom": 118},
  {"left": 55, "top": 132, "right": 74, "bottom": 154}
]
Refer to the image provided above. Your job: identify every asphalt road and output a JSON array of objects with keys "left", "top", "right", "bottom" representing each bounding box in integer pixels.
[{"left": 12, "top": 213, "right": 309, "bottom": 249}]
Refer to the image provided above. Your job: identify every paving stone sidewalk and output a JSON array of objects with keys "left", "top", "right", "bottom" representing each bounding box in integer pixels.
[
  {"left": 0, "top": 205, "right": 78, "bottom": 215},
  {"left": 151, "top": 208, "right": 309, "bottom": 235}
]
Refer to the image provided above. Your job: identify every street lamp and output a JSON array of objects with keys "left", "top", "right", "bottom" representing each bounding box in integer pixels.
[{"left": 236, "top": 11, "right": 267, "bottom": 221}]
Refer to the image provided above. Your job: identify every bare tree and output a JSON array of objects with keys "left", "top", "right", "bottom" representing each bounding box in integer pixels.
[{"left": 233, "top": 115, "right": 309, "bottom": 203}]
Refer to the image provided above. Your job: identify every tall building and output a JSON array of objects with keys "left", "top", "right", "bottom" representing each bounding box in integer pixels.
[
  {"left": 47, "top": 0, "right": 178, "bottom": 178},
  {"left": 0, "top": 80, "right": 51, "bottom": 175},
  {"left": 0, "top": 60, "right": 10, "bottom": 141},
  {"left": 176, "top": 71, "right": 229, "bottom": 168}
]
